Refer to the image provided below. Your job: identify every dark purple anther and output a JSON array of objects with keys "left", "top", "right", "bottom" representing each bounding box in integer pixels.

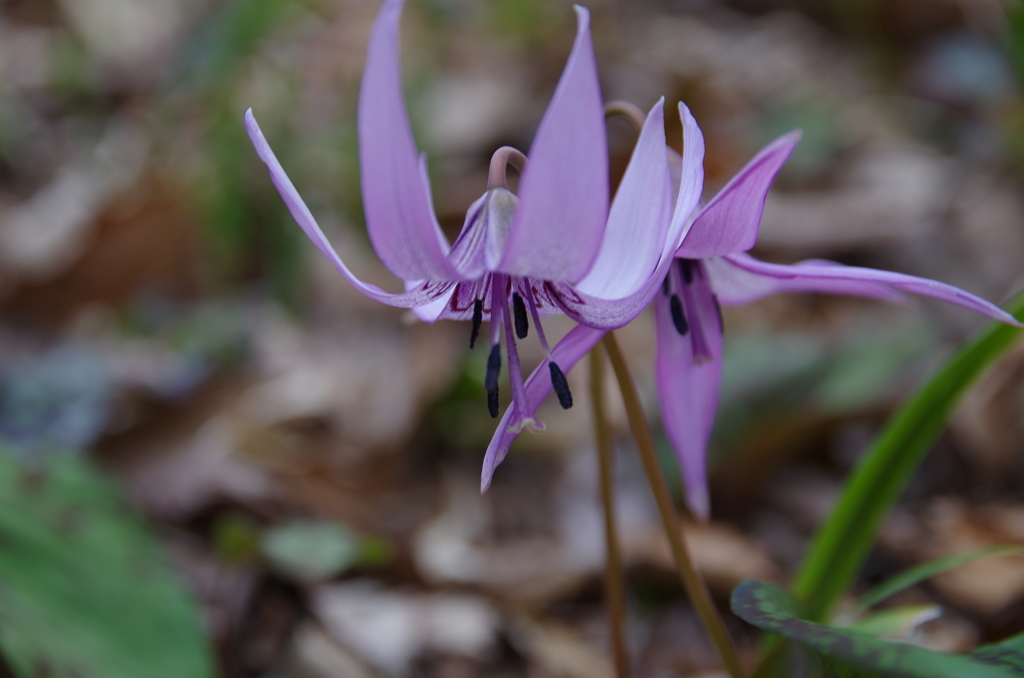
[
  {"left": 485, "top": 343, "right": 501, "bottom": 418},
  {"left": 513, "top": 293, "right": 529, "bottom": 339},
  {"left": 669, "top": 295, "right": 689, "bottom": 336},
  {"left": 470, "top": 299, "right": 483, "bottom": 348},
  {"left": 679, "top": 259, "right": 694, "bottom": 285},
  {"left": 549, "top": 362, "right": 573, "bottom": 409}
]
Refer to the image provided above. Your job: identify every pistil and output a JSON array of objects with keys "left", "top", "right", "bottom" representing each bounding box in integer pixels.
[
  {"left": 486, "top": 276, "right": 505, "bottom": 418},
  {"left": 497, "top": 275, "right": 535, "bottom": 432}
]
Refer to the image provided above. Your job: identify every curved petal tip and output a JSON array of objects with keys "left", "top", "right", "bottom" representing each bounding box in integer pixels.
[
  {"left": 572, "top": 4, "right": 590, "bottom": 27},
  {"left": 497, "top": 2, "right": 607, "bottom": 282},
  {"left": 677, "top": 127, "right": 799, "bottom": 259}
]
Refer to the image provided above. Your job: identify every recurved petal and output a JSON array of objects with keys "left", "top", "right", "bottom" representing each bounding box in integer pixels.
[
  {"left": 706, "top": 253, "right": 907, "bottom": 306},
  {"left": 653, "top": 290, "right": 723, "bottom": 520},
  {"left": 481, "top": 324, "right": 605, "bottom": 492},
  {"left": 671, "top": 102, "right": 705, "bottom": 251},
  {"left": 715, "top": 253, "right": 1022, "bottom": 326},
  {"left": 676, "top": 131, "right": 800, "bottom": 259},
  {"left": 497, "top": 5, "right": 608, "bottom": 283},
  {"left": 555, "top": 104, "right": 706, "bottom": 331},
  {"left": 358, "top": 0, "right": 460, "bottom": 281},
  {"left": 575, "top": 98, "right": 673, "bottom": 299},
  {"left": 246, "top": 109, "right": 453, "bottom": 308}
]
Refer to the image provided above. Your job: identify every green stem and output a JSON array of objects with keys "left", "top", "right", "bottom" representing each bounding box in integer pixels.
[
  {"left": 590, "top": 348, "right": 631, "bottom": 678},
  {"left": 602, "top": 332, "right": 745, "bottom": 678}
]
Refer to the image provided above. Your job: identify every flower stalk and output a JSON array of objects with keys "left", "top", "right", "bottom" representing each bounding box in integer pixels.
[
  {"left": 601, "top": 332, "right": 745, "bottom": 678},
  {"left": 589, "top": 348, "right": 631, "bottom": 678}
]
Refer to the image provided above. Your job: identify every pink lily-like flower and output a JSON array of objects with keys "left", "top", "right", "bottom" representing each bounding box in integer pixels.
[
  {"left": 245, "top": 0, "right": 703, "bottom": 433},
  {"left": 484, "top": 121, "right": 1022, "bottom": 519}
]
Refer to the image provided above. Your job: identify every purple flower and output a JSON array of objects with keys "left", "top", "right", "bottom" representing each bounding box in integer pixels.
[
  {"left": 484, "top": 121, "right": 1022, "bottom": 518},
  {"left": 245, "top": 0, "right": 699, "bottom": 434}
]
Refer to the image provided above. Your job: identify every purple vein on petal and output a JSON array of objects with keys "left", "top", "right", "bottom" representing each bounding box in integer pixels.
[
  {"left": 677, "top": 130, "right": 800, "bottom": 259},
  {"left": 358, "top": 0, "right": 460, "bottom": 281},
  {"left": 246, "top": 109, "right": 452, "bottom": 308},
  {"left": 497, "top": 5, "right": 608, "bottom": 283}
]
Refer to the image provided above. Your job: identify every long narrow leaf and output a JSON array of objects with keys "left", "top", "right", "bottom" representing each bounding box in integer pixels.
[
  {"left": 734, "top": 580, "right": 1021, "bottom": 678},
  {"left": 845, "top": 544, "right": 1023, "bottom": 619},
  {"left": 793, "top": 295, "right": 1024, "bottom": 622}
]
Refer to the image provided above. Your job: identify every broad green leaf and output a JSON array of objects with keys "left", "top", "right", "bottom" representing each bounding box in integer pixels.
[
  {"left": 844, "top": 545, "right": 1023, "bottom": 620},
  {"left": 793, "top": 294, "right": 1024, "bottom": 622},
  {"left": 0, "top": 446, "right": 213, "bottom": 678},
  {"left": 733, "top": 580, "right": 1014, "bottom": 678}
]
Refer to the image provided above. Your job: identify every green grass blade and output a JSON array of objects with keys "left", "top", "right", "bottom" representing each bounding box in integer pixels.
[
  {"left": 845, "top": 545, "right": 1023, "bottom": 619},
  {"left": 793, "top": 295, "right": 1024, "bottom": 622}
]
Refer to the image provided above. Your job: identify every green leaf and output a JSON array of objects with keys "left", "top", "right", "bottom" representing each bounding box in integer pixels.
[
  {"left": 733, "top": 580, "right": 1015, "bottom": 678},
  {"left": 971, "top": 631, "right": 1024, "bottom": 673},
  {"left": 0, "top": 447, "right": 213, "bottom": 678},
  {"left": 844, "top": 545, "right": 1023, "bottom": 620},
  {"left": 844, "top": 604, "right": 940, "bottom": 638},
  {"left": 1005, "top": 0, "right": 1024, "bottom": 90},
  {"left": 793, "top": 295, "right": 1024, "bottom": 622},
  {"left": 261, "top": 520, "right": 361, "bottom": 582}
]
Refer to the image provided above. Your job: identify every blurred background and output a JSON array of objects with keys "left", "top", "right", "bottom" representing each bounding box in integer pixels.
[{"left": 3, "top": 0, "right": 1024, "bottom": 676}]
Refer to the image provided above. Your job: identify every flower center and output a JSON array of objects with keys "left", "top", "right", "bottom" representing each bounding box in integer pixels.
[
  {"left": 662, "top": 258, "right": 722, "bottom": 364},
  {"left": 470, "top": 274, "right": 573, "bottom": 429},
  {"left": 448, "top": 146, "right": 574, "bottom": 427}
]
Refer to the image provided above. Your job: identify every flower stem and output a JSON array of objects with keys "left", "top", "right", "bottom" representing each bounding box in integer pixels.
[
  {"left": 589, "top": 348, "right": 631, "bottom": 678},
  {"left": 601, "top": 332, "right": 745, "bottom": 678}
]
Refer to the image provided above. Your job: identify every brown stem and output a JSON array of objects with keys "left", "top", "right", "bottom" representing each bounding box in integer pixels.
[
  {"left": 589, "top": 348, "right": 631, "bottom": 678},
  {"left": 601, "top": 332, "right": 745, "bottom": 678},
  {"left": 604, "top": 100, "right": 646, "bottom": 132}
]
